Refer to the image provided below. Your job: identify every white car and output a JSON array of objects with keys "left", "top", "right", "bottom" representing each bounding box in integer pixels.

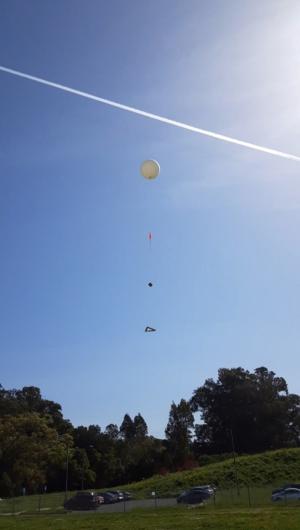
[{"left": 272, "top": 488, "right": 300, "bottom": 502}]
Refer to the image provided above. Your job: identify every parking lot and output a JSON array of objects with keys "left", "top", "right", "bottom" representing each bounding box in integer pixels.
[{"left": 96, "top": 498, "right": 177, "bottom": 513}]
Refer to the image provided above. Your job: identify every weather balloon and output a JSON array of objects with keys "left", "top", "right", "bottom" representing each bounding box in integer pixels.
[{"left": 140, "top": 159, "right": 160, "bottom": 180}]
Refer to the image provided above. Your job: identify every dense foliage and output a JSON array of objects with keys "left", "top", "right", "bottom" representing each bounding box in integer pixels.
[
  {"left": 191, "top": 367, "right": 300, "bottom": 454},
  {"left": 0, "top": 366, "right": 299, "bottom": 496}
]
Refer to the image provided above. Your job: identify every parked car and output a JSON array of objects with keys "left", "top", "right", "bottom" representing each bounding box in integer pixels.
[
  {"left": 272, "top": 488, "right": 300, "bottom": 502},
  {"left": 97, "top": 492, "right": 117, "bottom": 504},
  {"left": 107, "top": 490, "right": 124, "bottom": 502},
  {"left": 177, "top": 488, "right": 212, "bottom": 505},
  {"left": 115, "top": 491, "right": 125, "bottom": 501},
  {"left": 122, "top": 491, "right": 133, "bottom": 501},
  {"left": 104, "top": 490, "right": 133, "bottom": 502},
  {"left": 64, "top": 491, "right": 103, "bottom": 511},
  {"left": 95, "top": 493, "right": 104, "bottom": 504},
  {"left": 191, "top": 485, "right": 215, "bottom": 495}
]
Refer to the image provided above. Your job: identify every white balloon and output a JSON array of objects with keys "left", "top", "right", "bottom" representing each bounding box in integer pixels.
[{"left": 140, "top": 160, "right": 160, "bottom": 180}]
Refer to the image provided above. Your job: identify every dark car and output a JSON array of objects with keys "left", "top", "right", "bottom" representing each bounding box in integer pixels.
[
  {"left": 177, "top": 488, "right": 212, "bottom": 505},
  {"left": 97, "top": 492, "right": 117, "bottom": 504},
  {"left": 64, "top": 492, "right": 102, "bottom": 511},
  {"left": 107, "top": 490, "right": 124, "bottom": 502},
  {"left": 272, "top": 488, "right": 300, "bottom": 502}
]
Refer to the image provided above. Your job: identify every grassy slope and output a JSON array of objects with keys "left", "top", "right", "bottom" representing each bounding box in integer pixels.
[
  {"left": 1, "top": 448, "right": 300, "bottom": 515},
  {"left": 1, "top": 507, "right": 300, "bottom": 530},
  {"left": 121, "top": 448, "right": 300, "bottom": 497}
]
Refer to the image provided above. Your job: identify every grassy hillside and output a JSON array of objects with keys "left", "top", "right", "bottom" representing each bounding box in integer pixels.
[
  {"left": 1, "top": 448, "right": 300, "bottom": 515},
  {"left": 121, "top": 448, "right": 300, "bottom": 497}
]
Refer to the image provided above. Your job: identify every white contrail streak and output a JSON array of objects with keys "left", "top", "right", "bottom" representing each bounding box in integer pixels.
[{"left": 0, "top": 65, "right": 299, "bottom": 162}]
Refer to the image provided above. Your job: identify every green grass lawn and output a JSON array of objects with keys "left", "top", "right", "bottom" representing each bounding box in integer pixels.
[{"left": 1, "top": 506, "right": 300, "bottom": 530}]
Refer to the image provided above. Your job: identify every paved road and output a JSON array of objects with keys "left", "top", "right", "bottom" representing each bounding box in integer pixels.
[{"left": 97, "top": 498, "right": 177, "bottom": 513}]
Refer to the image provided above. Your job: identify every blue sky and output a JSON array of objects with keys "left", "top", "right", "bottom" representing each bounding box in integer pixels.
[{"left": 0, "top": 0, "right": 300, "bottom": 437}]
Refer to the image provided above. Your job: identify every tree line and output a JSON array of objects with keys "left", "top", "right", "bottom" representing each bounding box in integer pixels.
[{"left": 0, "top": 366, "right": 299, "bottom": 496}]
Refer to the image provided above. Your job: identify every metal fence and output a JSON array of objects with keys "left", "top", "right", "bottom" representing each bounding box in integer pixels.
[
  {"left": 0, "top": 492, "right": 65, "bottom": 515},
  {"left": 0, "top": 485, "right": 299, "bottom": 516}
]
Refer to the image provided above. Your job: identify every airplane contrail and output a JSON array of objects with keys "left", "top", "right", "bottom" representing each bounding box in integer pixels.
[{"left": 0, "top": 65, "right": 299, "bottom": 162}]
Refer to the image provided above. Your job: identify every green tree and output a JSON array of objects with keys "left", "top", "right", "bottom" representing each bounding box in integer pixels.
[
  {"left": 73, "top": 424, "right": 102, "bottom": 450},
  {"left": 120, "top": 414, "right": 135, "bottom": 441},
  {"left": 0, "top": 384, "right": 71, "bottom": 434},
  {"left": 0, "top": 472, "right": 14, "bottom": 497},
  {"left": 165, "top": 399, "right": 194, "bottom": 468},
  {"left": 190, "top": 366, "right": 300, "bottom": 454},
  {"left": 0, "top": 414, "right": 68, "bottom": 494},
  {"left": 133, "top": 414, "right": 148, "bottom": 439},
  {"left": 68, "top": 448, "right": 96, "bottom": 490},
  {"left": 105, "top": 424, "right": 119, "bottom": 440}
]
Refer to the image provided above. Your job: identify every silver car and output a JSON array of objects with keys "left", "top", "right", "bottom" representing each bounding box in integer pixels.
[{"left": 272, "top": 488, "right": 300, "bottom": 502}]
